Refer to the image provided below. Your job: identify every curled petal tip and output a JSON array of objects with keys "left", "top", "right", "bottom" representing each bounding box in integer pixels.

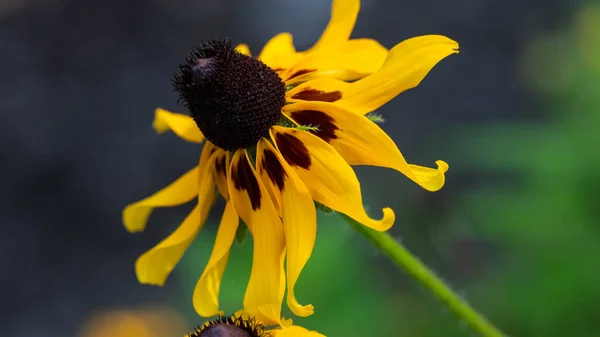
[
  {"left": 436, "top": 160, "right": 449, "bottom": 173},
  {"left": 289, "top": 302, "right": 315, "bottom": 317},
  {"left": 378, "top": 207, "right": 396, "bottom": 232}
]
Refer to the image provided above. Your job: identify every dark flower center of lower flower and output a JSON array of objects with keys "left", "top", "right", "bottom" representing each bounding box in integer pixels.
[
  {"left": 195, "top": 324, "right": 252, "bottom": 337},
  {"left": 188, "top": 315, "right": 265, "bottom": 337},
  {"left": 173, "top": 39, "right": 286, "bottom": 151}
]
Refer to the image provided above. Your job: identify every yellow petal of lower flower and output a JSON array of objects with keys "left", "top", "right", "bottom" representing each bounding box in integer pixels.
[
  {"left": 227, "top": 149, "right": 286, "bottom": 326},
  {"left": 284, "top": 101, "right": 447, "bottom": 191},
  {"left": 258, "top": 33, "right": 301, "bottom": 70},
  {"left": 153, "top": 108, "right": 204, "bottom": 143},
  {"left": 306, "top": 0, "right": 360, "bottom": 53},
  {"left": 123, "top": 166, "right": 200, "bottom": 233},
  {"left": 193, "top": 200, "right": 239, "bottom": 317},
  {"left": 282, "top": 39, "right": 387, "bottom": 84},
  {"left": 134, "top": 152, "right": 218, "bottom": 286},
  {"left": 235, "top": 43, "right": 251, "bottom": 56},
  {"left": 271, "top": 126, "right": 395, "bottom": 231},
  {"left": 272, "top": 325, "right": 326, "bottom": 337},
  {"left": 257, "top": 139, "right": 316, "bottom": 317},
  {"left": 287, "top": 35, "right": 459, "bottom": 115}
]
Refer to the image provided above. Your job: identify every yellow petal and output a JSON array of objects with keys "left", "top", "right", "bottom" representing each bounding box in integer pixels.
[
  {"left": 287, "top": 35, "right": 459, "bottom": 114},
  {"left": 257, "top": 139, "right": 316, "bottom": 317},
  {"left": 271, "top": 126, "right": 395, "bottom": 231},
  {"left": 284, "top": 68, "right": 365, "bottom": 86},
  {"left": 258, "top": 33, "right": 302, "bottom": 70},
  {"left": 123, "top": 166, "right": 200, "bottom": 233},
  {"left": 282, "top": 39, "right": 387, "bottom": 84},
  {"left": 227, "top": 149, "right": 286, "bottom": 326},
  {"left": 306, "top": 0, "right": 360, "bottom": 53},
  {"left": 235, "top": 43, "right": 251, "bottom": 56},
  {"left": 153, "top": 108, "right": 204, "bottom": 143},
  {"left": 134, "top": 151, "right": 218, "bottom": 286},
  {"left": 272, "top": 325, "right": 326, "bottom": 337},
  {"left": 284, "top": 101, "right": 447, "bottom": 191},
  {"left": 198, "top": 141, "right": 217, "bottom": 172},
  {"left": 213, "top": 150, "right": 230, "bottom": 200},
  {"left": 123, "top": 142, "right": 216, "bottom": 233},
  {"left": 193, "top": 201, "right": 239, "bottom": 317},
  {"left": 256, "top": 142, "right": 283, "bottom": 216}
]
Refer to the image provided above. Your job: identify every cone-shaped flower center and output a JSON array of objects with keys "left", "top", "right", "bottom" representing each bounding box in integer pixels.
[
  {"left": 173, "top": 39, "right": 286, "bottom": 151},
  {"left": 194, "top": 324, "right": 253, "bottom": 337},
  {"left": 188, "top": 316, "right": 264, "bottom": 337}
]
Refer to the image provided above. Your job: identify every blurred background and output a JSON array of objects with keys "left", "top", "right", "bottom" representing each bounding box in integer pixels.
[{"left": 2, "top": 0, "right": 599, "bottom": 336}]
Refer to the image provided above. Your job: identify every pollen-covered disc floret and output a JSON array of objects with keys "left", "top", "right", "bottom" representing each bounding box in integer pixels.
[
  {"left": 187, "top": 315, "right": 267, "bottom": 337},
  {"left": 173, "top": 39, "right": 286, "bottom": 151}
]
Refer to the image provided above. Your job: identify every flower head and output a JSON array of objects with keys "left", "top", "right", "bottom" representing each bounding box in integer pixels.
[
  {"left": 188, "top": 314, "right": 324, "bottom": 337},
  {"left": 123, "top": 0, "right": 458, "bottom": 326},
  {"left": 188, "top": 315, "right": 266, "bottom": 337},
  {"left": 173, "top": 40, "right": 286, "bottom": 150}
]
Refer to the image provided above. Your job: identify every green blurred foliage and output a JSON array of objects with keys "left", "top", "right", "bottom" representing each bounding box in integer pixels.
[
  {"left": 176, "top": 3, "right": 600, "bottom": 336},
  {"left": 444, "top": 3, "right": 600, "bottom": 336}
]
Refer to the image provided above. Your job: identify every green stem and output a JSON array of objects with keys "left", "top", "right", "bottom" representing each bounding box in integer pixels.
[{"left": 342, "top": 214, "right": 508, "bottom": 337}]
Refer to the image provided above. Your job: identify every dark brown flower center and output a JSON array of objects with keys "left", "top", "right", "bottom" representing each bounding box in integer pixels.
[
  {"left": 187, "top": 315, "right": 265, "bottom": 337},
  {"left": 173, "top": 39, "right": 286, "bottom": 151}
]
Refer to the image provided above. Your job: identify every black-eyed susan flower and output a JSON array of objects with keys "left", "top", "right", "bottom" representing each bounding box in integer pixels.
[
  {"left": 188, "top": 314, "right": 324, "bottom": 337},
  {"left": 123, "top": 0, "right": 458, "bottom": 326}
]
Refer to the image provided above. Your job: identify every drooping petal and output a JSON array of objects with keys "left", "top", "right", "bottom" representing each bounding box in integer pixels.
[
  {"left": 193, "top": 201, "right": 239, "bottom": 317},
  {"left": 134, "top": 151, "right": 219, "bottom": 286},
  {"left": 198, "top": 141, "right": 217, "bottom": 172},
  {"left": 271, "top": 126, "right": 395, "bottom": 231},
  {"left": 256, "top": 138, "right": 316, "bottom": 317},
  {"left": 287, "top": 35, "right": 459, "bottom": 114},
  {"left": 282, "top": 39, "right": 387, "bottom": 84},
  {"left": 235, "top": 43, "right": 251, "bottom": 56},
  {"left": 123, "top": 142, "right": 216, "bottom": 233},
  {"left": 227, "top": 149, "right": 286, "bottom": 326},
  {"left": 153, "top": 108, "right": 204, "bottom": 143},
  {"left": 256, "top": 142, "right": 282, "bottom": 216},
  {"left": 306, "top": 0, "right": 360, "bottom": 53},
  {"left": 213, "top": 150, "right": 230, "bottom": 200},
  {"left": 258, "top": 33, "right": 302, "bottom": 70},
  {"left": 284, "top": 101, "right": 448, "bottom": 191},
  {"left": 272, "top": 325, "right": 326, "bottom": 337},
  {"left": 122, "top": 166, "right": 200, "bottom": 233}
]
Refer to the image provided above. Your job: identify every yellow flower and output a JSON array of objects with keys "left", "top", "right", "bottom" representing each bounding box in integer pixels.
[
  {"left": 123, "top": 0, "right": 458, "bottom": 326},
  {"left": 187, "top": 314, "right": 324, "bottom": 337},
  {"left": 80, "top": 307, "right": 188, "bottom": 337}
]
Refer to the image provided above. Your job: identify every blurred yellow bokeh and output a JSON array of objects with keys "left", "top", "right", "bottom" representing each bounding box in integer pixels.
[{"left": 79, "top": 306, "right": 189, "bottom": 337}]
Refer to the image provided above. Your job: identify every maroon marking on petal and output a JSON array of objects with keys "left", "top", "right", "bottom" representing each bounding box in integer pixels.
[
  {"left": 230, "top": 155, "right": 262, "bottom": 210},
  {"left": 260, "top": 149, "right": 287, "bottom": 192},
  {"left": 291, "top": 88, "right": 342, "bottom": 102},
  {"left": 275, "top": 132, "right": 311, "bottom": 169},
  {"left": 290, "top": 110, "right": 339, "bottom": 143},
  {"left": 288, "top": 69, "right": 316, "bottom": 80},
  {"left": 271, "top": 68, "right": 285, "bottom": 72},
  {"left": 214, "top": 154, "right": 227, "bottom": 176}
]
